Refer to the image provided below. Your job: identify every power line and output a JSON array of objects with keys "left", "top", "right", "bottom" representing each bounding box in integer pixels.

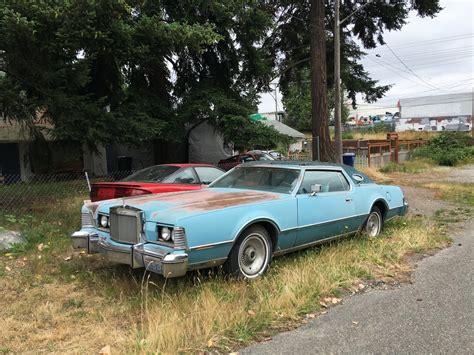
[
  {"left": 367, "top": 56, "right": 442, "bottom": 91},
  {"left": 383, "top": 43, "right": 450, "bottom": 93},
  {"left": 377, "top": 33, "right": 474, "bottom": 49},
  {"left": 354, "top": 98, "right": 473, "bottom": 110}
]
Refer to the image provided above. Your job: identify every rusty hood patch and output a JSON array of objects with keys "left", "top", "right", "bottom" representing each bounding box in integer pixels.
[
  {"left": 95, "top": 188, "right": 283, "bottom": 223},
  {"left": 165, "top": 189, "right": 281, "bottom": 212}
]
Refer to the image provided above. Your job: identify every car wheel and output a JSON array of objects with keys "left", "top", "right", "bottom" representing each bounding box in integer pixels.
[
  {"left": 365, "top": 206, "right": 383, "bottom": 237},
  {"left": 224, "top": 225, "right": 272, "bottom": 279}
]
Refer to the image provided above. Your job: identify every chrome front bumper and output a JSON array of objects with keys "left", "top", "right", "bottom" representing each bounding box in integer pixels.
[
  {"left": 97, "top": 236, "right": 188, "bottom": 278},
  {"left": 71, "top": 231, "right": 189, "bottom": 278},
  {"left": 71, "top": 231, "right": 100, "bottom": 254}
]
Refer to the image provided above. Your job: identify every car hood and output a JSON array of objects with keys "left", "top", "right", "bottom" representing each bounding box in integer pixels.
[{"left": 91, "top": 188, "right": 285, "bottom": 223}]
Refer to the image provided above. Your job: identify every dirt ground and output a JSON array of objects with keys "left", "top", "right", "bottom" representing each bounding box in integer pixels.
[{"left": 386, "top": 164, "right": 474, "bottom": 218}]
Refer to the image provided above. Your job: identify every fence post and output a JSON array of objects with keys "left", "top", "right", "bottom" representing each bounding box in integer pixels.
[{"left": 368, "top": 143, "right": 371, "bottom": 168}]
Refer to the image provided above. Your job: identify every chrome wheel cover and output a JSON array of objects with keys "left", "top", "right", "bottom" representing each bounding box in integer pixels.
[
  {"left": 366, "top": 212, "right": 381, "bottom": 237},
  {"left": 238, "top": 233, "right": 270, "bottom": 278}
]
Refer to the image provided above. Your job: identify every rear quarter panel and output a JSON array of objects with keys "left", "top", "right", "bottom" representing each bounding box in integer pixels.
[{"left": 353, "top": 183, "right": 405, "bottom": 218}]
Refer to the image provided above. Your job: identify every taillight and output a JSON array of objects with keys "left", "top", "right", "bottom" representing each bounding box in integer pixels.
[
  {"left": 91, "top": 187, "right": 150, "bottom": 201},
  {"left": 91, "top": 187, "right": 116, "bottom": 202},
  {"left": 123, "top": 188, "right": 150, "bottom": 197}
]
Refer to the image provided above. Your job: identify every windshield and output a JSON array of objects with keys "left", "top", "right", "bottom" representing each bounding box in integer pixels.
[
  {"left": 209, "top": 166, "right": 300, "bottom": 194},
  {"left": 121, "top": 165, "right": 180, "bottom": 182},
  {"left": 256, "top": 153, "right": 275, "bottom": 161}
]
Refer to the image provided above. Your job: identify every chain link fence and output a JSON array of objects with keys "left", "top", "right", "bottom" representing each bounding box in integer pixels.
[{"left": 0, "top": 171, "right": 134, "bottom": 215}]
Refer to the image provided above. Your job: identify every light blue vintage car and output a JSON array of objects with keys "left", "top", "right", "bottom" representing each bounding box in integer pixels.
[{"left": 71, "top": 162, "right": 408, "bottom": 279}]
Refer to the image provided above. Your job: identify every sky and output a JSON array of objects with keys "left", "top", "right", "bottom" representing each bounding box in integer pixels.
[{"left": 258, "top": 0, "right": 474, "bottom": 113}]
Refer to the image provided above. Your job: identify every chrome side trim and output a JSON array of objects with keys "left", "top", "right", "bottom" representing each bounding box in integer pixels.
[
  {"left": 190, "top": 239, "right": 234, "bottom": 251},
  {"left": 281, "top": 213, "right": 369, "bottom": 232},
  {"left": 274, "top": 231, "right": 355, "bottom": 256}
]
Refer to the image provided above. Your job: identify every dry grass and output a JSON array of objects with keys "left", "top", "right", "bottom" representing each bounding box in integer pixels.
[
  {"left": 422, "top": 182, "right": 474, "bottom": 207},
  {"left": 0, "top": 215, "right": 449, "bottom": 353},
  {"left": 358, "top": 166, "right": 393, "bottom": 184},
  {"left": 135, "top": 218, "right": 448, "bottom": 352},
  {"left": 350, "top": 131, "right": 438, "bottom": 141},
  {"left": 2, "top": 173, "right": 463, "bottom": 354}
]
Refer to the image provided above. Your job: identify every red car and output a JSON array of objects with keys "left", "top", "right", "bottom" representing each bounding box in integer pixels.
[
  {"left": 217, "top": 151, "right": 275, "bottom": 171},
  {"left": 90, "top": 164, "right": 225, "bottom": 202}
]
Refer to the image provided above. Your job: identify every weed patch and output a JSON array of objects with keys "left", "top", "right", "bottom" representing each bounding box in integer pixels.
[
  {"left": 379, "top": 158, "right": 435, "bottom": 174},
  {"left": 423, "top": 183, "right": 474, "bottom": 207},
  {"left": 413, "top": 132, "right": 474, "bottom": 166}
]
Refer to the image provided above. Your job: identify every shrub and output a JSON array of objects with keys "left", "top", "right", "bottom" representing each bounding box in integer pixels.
[
  {"left": 342, "top": 131, "right": 354, "bottom": 139},
  {"left": 413, "top": 132, "right": 474, "bottom": 166}
]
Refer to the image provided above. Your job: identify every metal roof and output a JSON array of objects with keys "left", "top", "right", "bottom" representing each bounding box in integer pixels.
[
  {"left": 261, "top": 120, "right": 305, "bottom": 138},
  {"left": 238, "top": 161, "right": 374, "bottom": 184}
]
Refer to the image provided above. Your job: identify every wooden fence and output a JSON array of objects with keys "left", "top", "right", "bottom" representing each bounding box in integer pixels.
[{"left": 343, "top": 133, "right": 426, "bottom": 168}]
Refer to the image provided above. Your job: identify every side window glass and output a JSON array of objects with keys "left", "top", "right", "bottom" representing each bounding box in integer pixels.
[
  {"left": 195, "top": 167, "right": 224, "bottom": 185},
  {"left": 163, "top": 168, "right": 198, "bottom": 184},
  {"left": 241, "top": 155, "right": 255, "bottom": 162},
  {"left": 298, "top": 171, "right": 350, "bottom": 194}
]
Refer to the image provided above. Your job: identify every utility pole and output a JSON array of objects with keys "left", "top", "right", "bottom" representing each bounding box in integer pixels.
[
  {"left": 334, "top": 0, "right": 342, "bottom": 163},
  {"left": 274, "top": 83, "right": 279, "bottom": 121}
]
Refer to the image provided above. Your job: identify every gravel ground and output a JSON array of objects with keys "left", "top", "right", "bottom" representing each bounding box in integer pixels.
[
  {"left": 242, "top": 220, "right": 474, "bottom": 355},
  {"left": 241, "top": 164, "right": 474, "bottom": 354}
]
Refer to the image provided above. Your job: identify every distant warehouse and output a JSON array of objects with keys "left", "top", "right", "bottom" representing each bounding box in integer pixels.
[{"left": 397, "top": 92, "right": 472, "bottom": 132}]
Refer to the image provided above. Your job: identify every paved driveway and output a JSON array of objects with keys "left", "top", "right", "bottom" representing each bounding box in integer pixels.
[{"left": 242, "top": 220, "right": 474, "bottom": 354}]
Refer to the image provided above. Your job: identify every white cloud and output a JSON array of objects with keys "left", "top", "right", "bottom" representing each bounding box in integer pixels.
[{"left": 258, "top": 0, "right": 473, "bottom": 112}]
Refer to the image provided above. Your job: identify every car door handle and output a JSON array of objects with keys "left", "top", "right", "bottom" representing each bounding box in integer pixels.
[{"left": 345, "top": 198, "right": 352, "bottom": 203}]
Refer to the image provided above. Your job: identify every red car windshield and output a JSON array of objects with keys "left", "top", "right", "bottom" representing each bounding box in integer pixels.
[{"left": 121, "top": 165, "right": 180, "bottom": 182}]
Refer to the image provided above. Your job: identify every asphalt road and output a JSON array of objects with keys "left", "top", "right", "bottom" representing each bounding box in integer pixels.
[{"left": 242, "top": 220, "right": 474, "bottom": 354}]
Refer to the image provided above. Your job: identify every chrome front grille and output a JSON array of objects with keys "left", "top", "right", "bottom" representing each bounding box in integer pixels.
[
  {"left": 81, "top": 211, "right": 94, "bottom": 227},
  {"left": 109, "top": 206, "right": 142, "bottom": 244}
]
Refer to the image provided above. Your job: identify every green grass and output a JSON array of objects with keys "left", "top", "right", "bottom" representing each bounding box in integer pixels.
[
  {"left": 423, "top": 182, "right": 474, "bottom": 207},
  {"left": 379, "top": 158, "right": 436, "bottom": 174}
]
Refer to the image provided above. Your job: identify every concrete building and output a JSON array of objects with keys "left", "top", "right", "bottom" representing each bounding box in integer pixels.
[{"left": 397, "top": 92, "right": 473, "bottom": 132}]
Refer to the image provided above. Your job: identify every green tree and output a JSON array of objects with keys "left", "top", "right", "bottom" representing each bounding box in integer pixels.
[
  {"left": 0, "top": 0, "right": 286, "bottom": 151},
  {"left": 273, "top": 0, "right": 442, "bottom": 161}
]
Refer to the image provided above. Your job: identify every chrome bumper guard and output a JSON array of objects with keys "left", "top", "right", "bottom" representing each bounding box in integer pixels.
[
  {"left": 71, "top": 231, "right": 100, "bottom": 254},
  {"left": 134, "top": 244, "right": 188, "bottom": 278}
]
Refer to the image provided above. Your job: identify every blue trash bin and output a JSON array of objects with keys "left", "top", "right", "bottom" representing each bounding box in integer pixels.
[{"left": 342, "top": 153, "right": 356, "bottom": 167}]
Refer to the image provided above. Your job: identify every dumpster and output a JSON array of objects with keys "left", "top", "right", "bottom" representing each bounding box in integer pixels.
[{"left": 342, "top": 152, "right": 356, "bottom": 167}]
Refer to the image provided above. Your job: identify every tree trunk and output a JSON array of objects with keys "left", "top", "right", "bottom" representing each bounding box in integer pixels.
[{"left": 310, "top": 0, "right": 334, "bottom": 162}]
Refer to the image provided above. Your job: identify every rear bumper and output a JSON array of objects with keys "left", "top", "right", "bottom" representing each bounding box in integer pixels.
[{"left": 71, "top": 231, "right": 100, "bottom": 254}]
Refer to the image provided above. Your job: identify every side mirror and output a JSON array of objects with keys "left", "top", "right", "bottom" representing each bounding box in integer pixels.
[
  {"left": 310, "top": 184, "right": 322, "bottom": 196},
  {"left": 352, "top": 174, "right": 364, "bottom": 184}
]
